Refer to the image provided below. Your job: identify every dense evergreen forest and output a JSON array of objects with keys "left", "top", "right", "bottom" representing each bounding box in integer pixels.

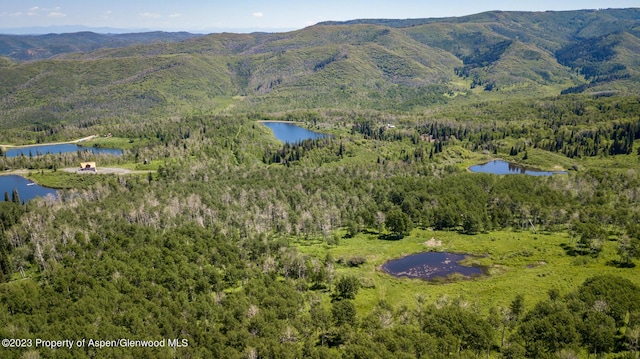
[
  {"left": 1, "top": 95, "right": 640, "bottom": 358},
  {"left": 1, "top": 7, "right": 640, "bottom": 359}
]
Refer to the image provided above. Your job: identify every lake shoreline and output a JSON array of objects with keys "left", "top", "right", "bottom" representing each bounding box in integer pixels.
[
  {"left": 2, "top": 139, "right": 123, "bottom": 158},
  {"left": 0, "top": 174, "right": 57, "bottom": 202},
  {"left": 261, "top": 121, "right": 328, "bottom": 144},
  {"left": 0, "top": 135, "right": 98, "bottom": 151}
]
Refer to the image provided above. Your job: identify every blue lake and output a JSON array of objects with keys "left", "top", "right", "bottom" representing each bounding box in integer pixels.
[
  {"left": 262, "top": 122, "right": 327, "bottom": 144},
  {"left": 469, "top": 160, "right": 567, "bottom": 176},
  {"left": 0, "top": 175, "right": 57, "bottom": 203},
  {"left": 5, "top": 144, "right": 123, "bottom": 158},
  {"left": 382, "top": 252, "right": 483, "bottom": 280}
]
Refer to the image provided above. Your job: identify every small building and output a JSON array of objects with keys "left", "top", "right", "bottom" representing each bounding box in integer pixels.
[{"left": 80, "top": 162, "right": 97, "bottom": 172}]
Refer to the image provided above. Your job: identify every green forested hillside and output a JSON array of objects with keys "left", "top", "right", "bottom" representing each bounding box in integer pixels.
[
  {"left": 1, "top": 8, "right": 639, "bottom": 139},
  {"left": 2, "top": 8, "right": 640, "bottom": 359}
]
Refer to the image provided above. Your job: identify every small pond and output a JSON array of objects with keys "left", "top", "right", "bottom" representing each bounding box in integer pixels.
[
  {"left": 262, "top": 122, "right": 327, "bottom": 144},
  {"left": 0, "top": 175, "right": 57, "bottom": 203},
  {"left": 469, "top": 160, "right": 567, "bottom": 176},
  {"left": 5, "top": 144, "right": 123, "bottom": 158},
  {"left": 382, "top": 252, "right": 483, "bottom": 280}
]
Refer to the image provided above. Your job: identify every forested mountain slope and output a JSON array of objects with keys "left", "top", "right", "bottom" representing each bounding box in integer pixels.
[{"left": 0, "top": 8, "right": 639, "bottom": 133}]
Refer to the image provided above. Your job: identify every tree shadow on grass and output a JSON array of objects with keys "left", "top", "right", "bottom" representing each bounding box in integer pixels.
[
  {"left": 605, "top": 259, "right": 636, "bottom": 268},
  {"left": 560, "top": 243, "right": 577, "bottom": 256},
  {"left": 378, "top": 233, "right": 404, "bottom": 241},
  {"left": 309, "top": 283, "right": 328, "bottom": 291}
]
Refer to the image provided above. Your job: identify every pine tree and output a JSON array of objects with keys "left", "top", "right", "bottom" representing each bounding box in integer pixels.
[
  {"left": 11, "top": 189, "right": 20, "bottom": 205},
  {"left": 0, "top": 246, "right": 10, "bottom": 283}
]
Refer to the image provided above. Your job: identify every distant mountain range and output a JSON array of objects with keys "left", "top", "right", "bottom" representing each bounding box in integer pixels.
[
  {"left": 0, "top": 8, "right": 639, "bottom": 128},
  {"left": 0, "top": 31, "right": 203, "bottom": 61},
  {"left": 0, "top": 26, "right": 157, "bottom": 35}
]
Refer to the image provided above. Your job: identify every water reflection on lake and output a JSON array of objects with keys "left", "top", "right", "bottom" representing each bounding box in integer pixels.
[
  {"left": 262, "top": 122, "right": 327, "bottom": 144},
  {"left": 382, "top": 252, "right": 483, "bottom": 280},
  {"left": 469, "top": 160, "right": 567, "bottom": 176},
  {"left": 5, "top": 144, "right": 123, "bottom": 158},
  {"left": 0, "top": 175, "right": 57, "bottom": 203}
]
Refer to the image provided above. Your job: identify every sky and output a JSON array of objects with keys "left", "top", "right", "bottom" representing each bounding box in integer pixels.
[{"left": 0, "top": 0, "right": 639, "bottom": 34}]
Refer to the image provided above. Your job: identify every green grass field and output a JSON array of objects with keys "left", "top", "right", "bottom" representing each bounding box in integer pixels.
[
  {"left": 114, "top": 159, "right": 163, "bottom": 171},
  {"left": 27, "top": 170, "right": 106, "bottom": 189},
  {"left": 81, "top": 136, "right": 153, "bottom": 150}
]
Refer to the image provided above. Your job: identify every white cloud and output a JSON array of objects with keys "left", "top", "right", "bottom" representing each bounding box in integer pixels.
[
  {"left": 169, "top": 13, "right": 182, "bottom": 18},
  {"left": 253, "top": 12, "right": 264, "bottom": 18},
  {"left": 25, "top": 6, "right": 64, "bottom": 17},
  {"left": 28, "top": 6, "right": 60, "bottom": 12},
  {"left": 141, "top": 12, "right": 162, "bottom": 19}
]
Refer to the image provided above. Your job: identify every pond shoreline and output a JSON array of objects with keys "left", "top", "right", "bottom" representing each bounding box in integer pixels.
[
  {"left": 381, "top": 251, "right": 485, "bottom": 281},
  {"left": 468, "top": 159, "right": 568, "bottom": 176},
  {"left": 256, "top": 120, "right": 304, "bottom": 124}
]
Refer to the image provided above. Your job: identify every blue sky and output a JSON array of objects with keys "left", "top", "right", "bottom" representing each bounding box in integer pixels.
[{"left": 1, "top": 0, "right": 638, "bottom": 33}]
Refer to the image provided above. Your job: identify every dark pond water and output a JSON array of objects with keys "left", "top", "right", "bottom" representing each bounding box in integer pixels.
[
  {"left": 5, "top": 144, "right": 123, "bottom": 158},
  {"left": 469, "top": 160, "right": 567, "bottom": 176},
  {"left": 382, "top": 252, "right": 483, "bottom": 280},
  {"left": 0, "top": 175, "right": 57, "bottom": 203},
  {"left": 262, "top": 122, "right": 327, "bottom": 144}
]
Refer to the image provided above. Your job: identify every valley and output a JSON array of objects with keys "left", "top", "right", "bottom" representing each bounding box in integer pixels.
[{"left": 1, "top": 7, "right": 640, "bottom": 359}]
